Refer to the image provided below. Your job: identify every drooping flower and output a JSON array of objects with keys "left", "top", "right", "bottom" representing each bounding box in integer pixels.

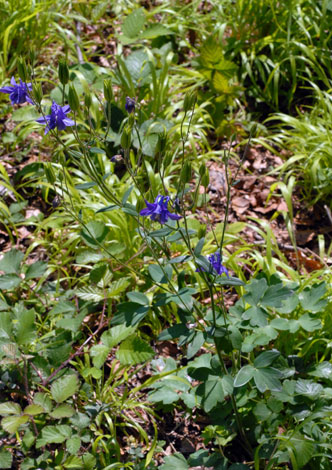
[
  {"left": 0, "top": 77, "right": 33, "bottom": 105},
  {"left": 140, "top": 195, "right": 181, "bottom": 225},
  {"left": 125, "top": 96, "right": 136, "bottom": 113},
  {"left": 197, "top": 251, "right": 229, "bottom": 277},
  {"left": 36, "top": 101, "right": 75, "bottom": 134}
]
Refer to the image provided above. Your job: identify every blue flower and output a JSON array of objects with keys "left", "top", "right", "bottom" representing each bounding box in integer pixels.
[
  {"left": 36, "top": 101, "right": 75, "bottom": 134},
  {"left": 197, "top": 251, "right": 229, "bottom": 277},
  {"left": 140, "top": 195, "right": 181, "bottom": 225},
  {"left": 0, "top": 77, "right": 33, "bottom": 105},
  {"left": 125, "top": 96, "right": 136, "bottom": 113}
]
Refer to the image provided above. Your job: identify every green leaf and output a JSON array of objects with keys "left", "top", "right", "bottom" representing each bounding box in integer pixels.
[
  {"left": 261, "top": 284, "right": 293, "bottom": 308},
  {"left": 116, "top": 336, "right": 154, "bottom": 365},
  {"left": 36, "top": 425, "right": 72, "bottom": 448},
  {"left": 298, "top": 313, "right": 321, "bottom": 332},
  {"left": 127, "top": 291, "right": 149, "bottom": 305},
  {"left": 254, "top": 350, "right": 280, "bottom": 368},
  {"left": 111, "top": 302, "right": 149, "bottom": 327},
  {"left": 149, "top": 388, "right": 180, "bottom": 404},
  {"left": 101, "top": 324, "right": 136, "bottom": 349},
  {"left": 234, "top": 365, "right": 255, "bottom": 387},
  {"left": 308, "top": 361, "right": 332, "bottom": 380},
  {"left": 108, "top": 278, "right": 131, "bottom": 297},
  {"left": 197, "top": 376, "right": 225, "bottom": 412},
  {"left": 200, "top": 35, "right": 223, "bottom": 66},
  {"left": 15, "top": 307, "right": 36, "bottom": 345},
  {"left": 160, "top": 453, "right": 189, "bottom": 470},
  {"left": 0, "top": 274, "right": 21, "bottom": 290},
  {"left": 51, "top": 374, "right": 79, "bottom": 403},
  {"left": 215, "top": 276, "right": 245, "bottom": 286},
  {"left": 284, "top": 432, "right": 315, "bottom": 468},
  {"left": 33, "top": 392, "right": 53, "bottom": 412},
  {"left": 148, "top": 264, "right": 172, "bottom": 283},
  {"left": 2, "top": 415, "right": 29, "bottom": 434},
  {"left": 0, "top": 402, "right": 22, "bottom": 415},
  {"left": 299, "top": 282, "right": 327, "bottom": 313},
  {"left": 12, "top": 106, "right": 39, "bottom": 121},
  {"left": 0, "top": 249, "right": 23, "bottom": 274},
  {"left": 0, "top": 450, "right": 12, "bottom": 469},
  {"left": 66, "top": 436, "right": 81, "bottom": 455},
  {"left": 187, "top": 331, "right": 205, "bottom": 359},
  {"left": 158, "top": 324, "right": 189, "bottom": 341},
  {"left": 24, "top": 261, "right": 47, "bottom": 280},
  {"left": 295, "top": 379, "right": 323, "bottom": 400},
  {"left": 89, "top": 264, "right": 107, "bottom": 283},
  {"left": 50, "top": 404, "right": 75, "bottom": 419},
  {"left": 23, "top": 404, "right": 44, "bottom": 416},
  {"left": 253, "top": 367, "right": 282, "bottom": 393},
  {"left": 244, "top": 278, "right": 268, "bottom": 306},
  {"left": 140, "top": 24, "right": 173, "bottom": 39},
  {"left": 122, "top": 8, "right": 145, "bottom": 38},
  {"left": 242, "top": 306, "right": 268, "bottom": 326},
  {"left": 90, "top": 344, "right": 110, "bottom": 368},
  {"left": 80, "top": 221, "right": 108, "bottom": 247}
]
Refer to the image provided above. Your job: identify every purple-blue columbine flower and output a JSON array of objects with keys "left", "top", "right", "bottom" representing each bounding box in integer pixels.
[
  {"left": 0, "top": 77, "right": 33, "bottom": 105},
  {"left": 125, "top": 96, "right": 136, "bottom": 113},
  {"left": 140, "top": 195, "right": 181, "bottom": 225},
  {"left": 36, "top": 101, "right": 75, "bottom": 134},
  {"left": 197, "top": 251, "right": 229, "bottom": 277}
]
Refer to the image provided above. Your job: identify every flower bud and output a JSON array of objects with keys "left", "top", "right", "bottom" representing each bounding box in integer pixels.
[
  {"left": 180, "top": 161, "right": 192, "bottom": 184},
  {"left": 103, "top": 79, "right": 113, "bottom": 102},
  {"left": 121, "top": 126, "right": 132, "bottom": 149},
  {"left": 183, "top": 90, "right": 197, "bottom": 113},
  {"left": 68, "top": 85, "right": 80, "bottom": 112},
  {"left": 58, "top": 60, "right": 69, "bottom": 86},
  {"left": 44, "top": 163, "right": 56, "bottom": 185},
  {"left": 32, "top": 83, "right": 43, "bottom": 104},
  {"left": 201, "top": 170, "right": 209, "bottom": 188},
  {"left": 84, "top": 92, "right": 92, "bottom": 109},
  {"left": 17, "top": 57, "right": 28, "bottom": 82},
  {"left": 125, "top": 96, "right": 136, "bottom": 113}
]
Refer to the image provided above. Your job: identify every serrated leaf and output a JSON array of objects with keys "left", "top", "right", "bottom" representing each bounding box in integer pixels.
[
  {"left": 66, "top": 436, "right": 81, "bottom": 455},
  {"left": 234, "top": 365, "right": 255, "bottom": 387},
  {"left": 212, "top": 72, "right": 231, "bottom": 94},
  {"left": 0, "top": 450, "right": 12, "bottom": 469},
  {"left": 200, "top": 36, "right": 223, "bottom": 66},
  {"left": 122, "top": 8, "right": 145, "bottom": 38},
  {"left": 23, "top": 404, "right": 44, "bottom": 416},
  {"left": 0, "top": 249, "right": 24, "bottom": 274},
  {"left": 51, "top": 374, "right": 79, "bottom": 403},
  {"left": 299, "top": 282, "right": 327, "bottom": 313},
  {"left": 76, "top": 286, "right": 104, "bottom": 302},
  {"left": 0, "top": 402, "right": 22, "bottom": 415},
  {"left": 160, "top": 453, "right": 189, "bottom": 470},
  {"left": 140, "top": 24, "right": 173, "bottom": 39},
  {"left": 108, "top": 278, "right": 130, "bottom": 297},
  {"left": 90, "top": 344, "right": 110, "bottom": 368},
  {"left": 0, "top": 274, "right": 21, "bottom": 290},
  {"left": 116, "top": 336, "right": 154, "bottom": 365},
  {"left": 295, "top": 379, "right": 323, "bottom": 400},
  {"left": 33, "top": 392, "right": 53, "bottom": 412},
  {"left": 2, "top": 415, "right": 29, "bottom": 433},
  {"left": 101, "top": 324, "right": 135, "bottom": 349},
  {"left": 36, "top": 425, "right": 72, "bottom": 448},
  {"left": 50, "top": 404, "right": 75, "bottom": 419},
  {"left": 82, "top": 453, "right": 96, "bottom": 470},
  {"left": 25, "top": 261, "right": 47, "bottom": 280}
]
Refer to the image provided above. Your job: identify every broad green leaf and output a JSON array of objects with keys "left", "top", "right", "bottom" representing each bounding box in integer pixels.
[
  {"left": 140, "top": 24, "right": 173, "bottom": 39},
  {"left": 298, "top": 313, "right": 321, "bottom": 332},
  {"left": 242, "top": 306, "right": 268, "bottom": 326},
  {"left": 116, "top": 336, "right": 154, "bottom": 365},
  {"left": 198, "top": 376, "right": 225, "bottom": 412},
  {"left": 36, "top": 425, "right": 72, "bottom": 448},
  {"left": 14, "top": 308, "right": 36, "bottom": 345},
  {"left": 108, "top": 278, "right": 131, "bottom": 297},
  {"left": 149, "top": 388, "right": 179, "bottom": 404},
  {"left": 253, "top": 367, "right": 282, "bottom": 393},
  {"left": 0, "top": 402, "right": 21, "bottom": 415},
  {"left": 2, "top": 415, "right": 29, "bottom": 434},
  {"left": 0, "top": 249, "right": 23, "bottom": 274},
  {"left": 254, "top": 350, "right": 280, "bottom": 368},
  {"left": 308, "top": 361, "right": 332, "bottom": 379},
  {"left": 82, "top": 453, "right": 96, "bottom": 470},
  {"left": 50, "top": 404, "right": 75, "bottom": 419},
  {"left": 23, "top": 404, "right": 44, "bottom": 416},
  {"left": 80, "top": 221, "right": 109, "bottom": 247},
  {"left": 254, "top": 402, "right": 272, "bottom": 421},
  {"left": 122, "top": 8, "right": 145, "bottom": 38},
  {"left": 33, "top": 393, "right": 53, "bottom": 412},
  {"left": 261, "top": 284, "right": 293, "bottom": 308},
  {"left": 89, "top": 264, "right": 107, "bottom": 283},
  {"left": 127, "top": 291, "right": 149, "bottom": 305},
  {"left": 284, "top": 432, "right": 315, "bottom": 468},
  {"left": 200, "top": 35, "right": 223, "bottom": 66},
  {"left": 90, "top": 344, "right": 110, "bottom": 368},
  {"left": 12, "top": 106, "right": 39, "bottom": 121},
  {"left": 0, "top": 450, "right": 12, "bottom": 469},
  {"left": 0, "top": 274, "right": 21, "bottom": 290},
  {"left": 234, "top": 365, "right": 255, "bottom": 387},
  {"left": 0, "top": 312, "right": 11, "bottom": 341},
  {"left": 275, "top": 293, "right": 299, "bottom": 314},
  {"left": 244, "top": 278, "right": 268, "bottom": 306},
  {"left": 66, "top": 436, "right": 81, "bottom": 455},
  {"left": 187, "top": 331, "right": 205, "bottom": 359},
  {"left": 101, "top": 324, "right": 135, "bottom": 349},
  {"left": 51, "top": 374, "right": 79, "bottom": 403},
  {"left": 295, "top": 379, "right": 323, "bottom": 400},
  {"left": 24, "top": 261, "right": 47, "bottom": 280},
  {"left": 299, "top": 282, "right": 327, "bottom": 313},
  {"left": 160, "top": 453, "right": 189, "bottom": 470},
  {"left": 111, "top": 302, "right": 149, "bottom": 327},
  {"left": 212, "top": 72, "right": 231, "bottom": 94},
  {"left": 56, "top": 312, "right": 86, "bottom": 332},
  {"left": 148, "top": 264, "right": 172, "bottom": 283},
  {"left": 158, "top": 324, "right": 189, "bottom": 341}
]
